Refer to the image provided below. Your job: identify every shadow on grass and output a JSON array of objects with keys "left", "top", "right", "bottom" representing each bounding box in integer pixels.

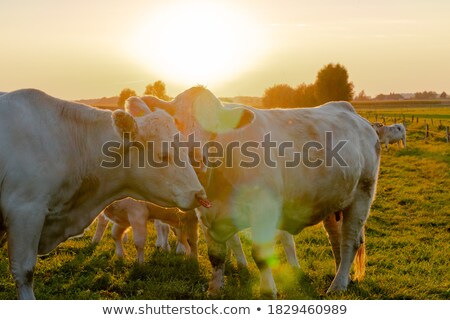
[{"left": 34, "top": 239, "right": 210, "bottom": 299}]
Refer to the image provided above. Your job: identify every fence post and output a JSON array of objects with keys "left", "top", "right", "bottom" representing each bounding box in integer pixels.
[
  {"left": 431, "top": 118, "right": 434, "bottom": 126},
  {"left": 394, "top": 117, "right": 397, "bottom": 124},
  {"left": 425, "top": 124, "right": 429, "bottom": 139},
  {"left": 412, "top": 115, "right": 414, "bottom": 122},
  {"left": 416, "top": 117, "right": 418, "bottom": 123},
  {"left": 375, "top": 114, "right": 378, "bottom": 122},
  {"left": 447, "top": 126, "right": 449, "bottom": 143}
]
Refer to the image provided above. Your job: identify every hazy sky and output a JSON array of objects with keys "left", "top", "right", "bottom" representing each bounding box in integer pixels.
[{"left": 1, "top": 0, "right": 449, "bottom": 99}]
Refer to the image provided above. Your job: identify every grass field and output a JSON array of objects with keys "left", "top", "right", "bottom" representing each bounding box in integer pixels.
[{"left": 0, "top": 106, "right": 449, "bottom": 300}]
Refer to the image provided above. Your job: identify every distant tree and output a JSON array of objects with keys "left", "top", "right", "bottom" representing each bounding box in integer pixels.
[
  {"left": 118, "top": 88, "right": 137, "bottom": 108},
  {"left": 414, "top": 91, "right": 438, "bottom": 100},
  {"left": 314, "top": 63, "right": 354, "bottom": 104},
  {"left": 262, "top": 84, "right": 296, "bottom": 108},
  {"left": 440, "top": 91, "right": 447, "bottom": 99},
  {"left": 374, "top": 92, "right": 404, "bottom": 100},
  {"left": 354, "top": 90, "right": 371, "bottom": 101},
  {"left": 294, "top": 83, "right": 317, "bottom": 107},
  {"left": 144, "top": 80, "right": 170, "bottom": 100}
]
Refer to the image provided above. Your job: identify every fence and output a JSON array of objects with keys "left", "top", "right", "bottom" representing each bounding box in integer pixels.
[{"left": 360, "top": 112, "right": 450, "bottom": 143}]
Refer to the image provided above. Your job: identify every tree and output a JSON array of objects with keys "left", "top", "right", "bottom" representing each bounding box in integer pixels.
[
  {"left": 314, "top": 63, "right": 354, "bottom": 104},
  {"left": 414, "top": 91, "right": 438, "bottom": 100},
  {"left": 354, "top": 90, "right": 370, "bottom": 101},
  {"left": 144, "top": 80, "right": 170, "bottom": 100},
  {"left": 118, "top": 88, "right": 137, "bottom": 108},
  {"left": 262, "top": 84, "right": 296, "bottom": 108},
  {"left": 374, "top": 93, "right": 404, "bottom": 100},
  {"left": 294, "top": 83, "right": 317, "bottom": 107},
  {"left": 440, "top": 91, "right": 447, "bottom": 99}
]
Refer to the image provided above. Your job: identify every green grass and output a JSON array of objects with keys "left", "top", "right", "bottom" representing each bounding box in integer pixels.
[{"left": 1, "top": 113, "right": 449, "bottom": 300}]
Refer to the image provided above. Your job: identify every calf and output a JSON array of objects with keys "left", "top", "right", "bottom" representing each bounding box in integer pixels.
[
  {"left": 372, "top": 122, "right": 406, "bottom": 149},
  {"left": 92, "top": 198, "right": 199, "bottom": 263}
]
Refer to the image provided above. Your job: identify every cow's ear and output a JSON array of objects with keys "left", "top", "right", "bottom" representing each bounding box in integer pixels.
[
  {"left": 232, "top": 107, "right": 254, "bottom": 129},
  {"left": 193, "top": 94, "right": 255, "bottom": 133},
  {"left": 140, "top": 95, "right": 176, "bottom": 115},
  {"left": 112, "top": 110, "right": 138, "bottom": 140},
  {"left": 125, "top": 96, "right": 152, "bottom": 117}
]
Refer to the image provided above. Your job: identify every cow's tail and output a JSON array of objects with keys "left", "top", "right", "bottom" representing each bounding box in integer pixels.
[{"left": 353, "top": 228, "right": 366, "bottom": 282}]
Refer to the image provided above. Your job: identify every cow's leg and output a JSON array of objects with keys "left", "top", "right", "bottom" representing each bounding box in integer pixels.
[
  {"left": 226, "top": 233, "right": 248, "bottom": 268},
  {"left": 249, "top": 192, "right": 281, "bottom": 298},
  {"left": 185, "top": 210, "right": 199, "bottom": 259},
  {"left": 92, "top": 212, "right": 109, "bottom": 244},
  {"left": 206, "top": 238, "right": 227, "bottom": 297},
  {"left": 154, "top": 220, "right": 170, "bottom": 252},
  {"left": 128, "top": 216, "right": 148, "bottom": 264},
  {"left": 327, "top": 191, "right": 370, "bottom": 293},
  {"left": 202, "top": 224, "right": 227, "bottom": 297},
  {"left": 323, "top": 212, "right": 342, "bottom": 274},
  {"left": 123, "top": 231, "right": 129, "bottom": 243},
  {"left": 6, "top": 205, "right": 46, "bottom": 299},
  {"left": 252, "top": 241, "right": 277, "bottom": 298},
  {"left": 278, "top": 230, "right": 300, "bottom": 269},
  {"left": 175, "top": 230, "right": 187, "bottom": 255},
  {"left": 174, "top": 227, "right": 191, "bottom": 256},
  {"left": 403, "top": 136, "right": 407, "bottom": 148},
  {"left": 111, "top": 223, "right": 128, "bottom": 259}
]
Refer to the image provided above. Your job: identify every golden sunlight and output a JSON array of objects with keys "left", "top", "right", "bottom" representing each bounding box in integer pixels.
[{"left": 127, "top": 2, "right": 267, "bottom": 87}]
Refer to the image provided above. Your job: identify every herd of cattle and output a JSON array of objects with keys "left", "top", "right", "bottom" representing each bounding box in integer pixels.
[{"left": 0, "top": 87, "right": 406, "bottom": 299}]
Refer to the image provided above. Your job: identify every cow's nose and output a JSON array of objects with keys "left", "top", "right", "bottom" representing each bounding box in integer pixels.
[{"left": 195, "top": 190, "right": 212, "bottom": 208}]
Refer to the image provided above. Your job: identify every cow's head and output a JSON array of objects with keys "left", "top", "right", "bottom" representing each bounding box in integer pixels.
[
  {"left": 371, "top": 122, "right": 384, "bottom": 135},
  {"left": 128, "top": 87, "right": 254, "bottom": 175},
  {"left": 111, "top": 99, "right": 209, "bottom": 210},
  {"left": 136, "top": 86, "right": 254, "bottom": 138}
]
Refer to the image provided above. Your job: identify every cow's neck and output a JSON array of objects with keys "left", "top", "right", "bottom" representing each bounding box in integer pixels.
[{"left": 38, "top": 111, "right": 136, "bottom": 254}]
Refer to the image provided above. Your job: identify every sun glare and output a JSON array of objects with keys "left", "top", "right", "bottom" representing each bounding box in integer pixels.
[{"left": 128, "top": 2, "right": 266, "bottom": 87}]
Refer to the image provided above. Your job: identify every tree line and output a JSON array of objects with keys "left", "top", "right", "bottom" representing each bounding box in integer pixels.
[
  {"left": 355, "top": 90, "right": 447, "bottom": 101},
  {"left": 118, "top": 80, "right": 170, "bottom": 107},
  {"left": 262, "top": 63, "right": 354, "bottom": 108}
]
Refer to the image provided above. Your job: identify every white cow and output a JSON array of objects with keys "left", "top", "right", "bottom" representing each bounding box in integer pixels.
[
  {"left": 130, "top": 86, "right": 380, "bottom": 297},
  {"left": 0, "top": 89, "right": 208, "bottom": 299},
  {"left": 371, "top": 122, "right": 406, "bottom": 149},
  {"left": 92, "top": 198, "right": 199, "bottom": 263}
]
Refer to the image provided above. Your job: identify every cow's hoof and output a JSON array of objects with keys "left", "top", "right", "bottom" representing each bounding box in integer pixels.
[
  {"left": 207, "top": 282, "right": 224, "bottom": 298},
  {"left": 326, "top": 282, "right": 347, "bottom": 294},
  {"left": 207, "top": 287, "right": 222, "bottom": 299},
  {"left": 260, "top": 290, "right": 277, "bottom": 300}
]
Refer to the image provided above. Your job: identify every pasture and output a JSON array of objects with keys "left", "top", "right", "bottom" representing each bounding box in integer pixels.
[{"left": 0, "top": 104, "right": 449, "bottom": 300}]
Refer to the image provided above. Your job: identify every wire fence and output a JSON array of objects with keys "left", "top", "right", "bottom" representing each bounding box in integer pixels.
[{"left": 359, "top": 112, "right": 450, "bottom": 143}]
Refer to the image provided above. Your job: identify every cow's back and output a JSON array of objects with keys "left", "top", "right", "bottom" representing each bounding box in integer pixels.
[{"left": 206, "top": 101, "right": 379, "bottom": 236}]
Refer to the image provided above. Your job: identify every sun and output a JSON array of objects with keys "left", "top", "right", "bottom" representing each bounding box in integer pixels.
[{"left": 128, "top": 2, "right": 266, "bottom": 87}]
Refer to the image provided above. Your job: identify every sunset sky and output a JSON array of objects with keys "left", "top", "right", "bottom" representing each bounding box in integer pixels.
[{"left": 1, "top": 0, "right": 449, "bottom": 100}]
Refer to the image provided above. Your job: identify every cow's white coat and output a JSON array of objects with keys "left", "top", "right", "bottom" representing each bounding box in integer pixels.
[
  {"left": 0, "top": 89, "right": 206, "bottom": 299},
  {"left": 130, "top": 86, "right": 380, "bottom": 297}
]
